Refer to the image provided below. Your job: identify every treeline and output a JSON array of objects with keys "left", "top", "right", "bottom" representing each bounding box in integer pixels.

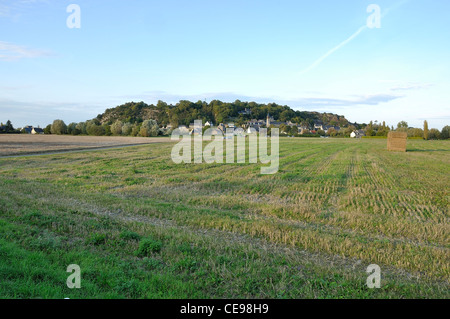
[
  {"left": 44, "top": 117, "right": 448, "bottom": 139},
  {"left": 97, "top": 100, "right": 351, "bottom": 128},
  {"left": 46, "top": 119, "right": 165, "bottom": 137},
  {"left": 364, "top": 120, "right": 449, "bottom": 139}
]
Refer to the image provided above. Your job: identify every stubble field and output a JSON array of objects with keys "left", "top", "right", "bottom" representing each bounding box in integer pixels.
[
  {"left": 0, "top": 134, "right": 170, "bottom": 156},
  {"left": 0, "top": 136, "right": 448, "bottom": 298}
]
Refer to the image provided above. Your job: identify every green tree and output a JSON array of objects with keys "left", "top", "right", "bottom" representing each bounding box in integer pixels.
[
  {"left": 156, "top": 100, "right": 168, "bottom": 109},
  {"left": 397, "top": 121, "right": 408, "bottom": 132},
  {"left": 111, "top": 120, "right": 123, "bottom": 135},
  {"left": 407, "top": 128, "right": 423, "bottom": 138},
  {"left": 122, "top": 122, "right": 133, "bottom": 136},
  {"left": 441, "top": 126, "right": 449, "bottom": 140},
  {"left": 423, "top": 120, "right": 429, "bottom": 140},
  {"left": 103, "top": 124, "right": 111, "bottom": 136},
  {"left": 86, "top": 120, "right": 105, "bottom": 136},
  {"left": 44, "top": 124, "right": 52, "bottom": 134},
  {"left": 76, "top": 122, "right": 87, "bottom": 135},
  {"left": 5, "top": 120, "right": 14, "bottom": 132},
  {"left": 366, "top": 121, "right": 375, "bottom": 136},
  {"left": 131, "top": 123, "right": 141, "bottom": 136},
  {"left": 428, "top": 129, "right": 441, "bottom": 140},
  {"left": 67, "top": 122, "right": 80, "bottom": 135},
  {"left": 51, "top": 120, "right": 67, "bottom": 135},
  {"left": 139, "top": 119, "right": 159, "bottom": 137}
]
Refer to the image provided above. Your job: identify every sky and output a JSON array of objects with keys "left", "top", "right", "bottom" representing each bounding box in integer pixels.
[{"left": 1, "top": 0, "right": 449, "bottom": 129}]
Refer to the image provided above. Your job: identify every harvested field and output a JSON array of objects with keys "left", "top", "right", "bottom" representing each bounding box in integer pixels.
[
  {"left": 0, "top": 138, "right": 448, "bottom": 299},
  {"left": 0, "top": 135, "right": 171, "bottom": 157}
]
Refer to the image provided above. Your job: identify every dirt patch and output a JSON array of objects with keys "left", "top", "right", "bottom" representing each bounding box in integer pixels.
[{"left": 0, "top": 134, "right": 172, "bottom": 156}]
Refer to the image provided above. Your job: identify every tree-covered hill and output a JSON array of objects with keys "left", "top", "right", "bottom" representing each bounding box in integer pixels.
[{"left": 96, "top": 100, "right": 351, "bottom": 128}]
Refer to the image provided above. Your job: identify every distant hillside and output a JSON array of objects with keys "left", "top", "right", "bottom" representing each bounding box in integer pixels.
[{"left": 96, "top": 100, "right": 352, "bottom": 128}]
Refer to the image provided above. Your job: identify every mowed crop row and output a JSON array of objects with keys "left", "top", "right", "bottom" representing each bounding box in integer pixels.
[{"left": 0, "top": 138, "right": 448, "bottom": 298}]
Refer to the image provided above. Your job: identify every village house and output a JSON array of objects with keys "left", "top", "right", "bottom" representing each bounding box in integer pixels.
[
  {"left": 322, "top": 125, "right": 341, "bottom": 134},
  {"left": 247, "top": 125, "right": 260, "bottom": 134},
  {"left": 314, "top": 122, "right": 324, "bottom": 131},
  {"left": 20, "top": 126, "right": 34, "bottom": 134},
  {"left": 351, "top": 130, "right": 366, "bottom": 138},
  {"left": 298, "top": 126, "right": 310, "bottom": 135},
  {"left": 312, "top": 123, "right": 341, "bottom": 133},
  {"left": 190, "top": 121, "right": 215, "bottom": 129},
  {"left": 217, "top": 123, "right": 226, "bottom": 134},
  {"left": 189, "top": 127, "right": 202, "bottom": 136},
  {"left": 32, "top": 127, "right": 44, "bottom": 134},
  {"left": 18, "top": 125, "right": 45, "bottom": 134},
  {"left": 176, "top": 125, "right": 190, "bottom": 135},
  {"left": 238, "top": 108, "right": 252, "bottom": 116},
  {"left": 266, "top": 113, "right": 285, "bottom": 127}
]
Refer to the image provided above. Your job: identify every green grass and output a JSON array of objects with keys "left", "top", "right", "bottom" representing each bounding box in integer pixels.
[{"left": 0, "top": 138, "right": 448, "bottom": 299}]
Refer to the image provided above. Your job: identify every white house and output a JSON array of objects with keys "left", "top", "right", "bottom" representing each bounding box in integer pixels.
[{"left": 351, "top": 130, "right": 366, "bottom": 138}]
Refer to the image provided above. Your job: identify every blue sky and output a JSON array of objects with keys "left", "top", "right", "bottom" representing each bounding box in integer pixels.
[{"left": 1, "top": 0, "right": 449, "bottom": 129}]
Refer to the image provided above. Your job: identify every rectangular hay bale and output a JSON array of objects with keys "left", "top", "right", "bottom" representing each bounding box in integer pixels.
[{"left": 387, "top": 132, "right": 407, "bottom": 152}]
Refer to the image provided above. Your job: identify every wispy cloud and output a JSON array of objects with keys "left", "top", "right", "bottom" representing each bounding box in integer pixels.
[
  {"left": 0, "top": 5, "right": 11, "bottom": 17},
  {"left": 0, "top": 0, "right": 49, "bottom": 18},
  {"left": 390, "top": 83, "right": 433, "bottom": 91},
  {"left": 0, "top": 41, "right": 51, "bottom": 61},
  {"left": 417, "top": 115, "right": 450, "bottom": 121},
  {"left": 0, "top": 91, "right": 407, "bottom": 128},
  {"left": 310, "top": 94, "right": 401, "bottom": 106},
  {"left": 121, "top": 90, "right": 403, "bottom": 109},
  {"left": 0, "top": 98, "right": 106, "bottom": 127}
]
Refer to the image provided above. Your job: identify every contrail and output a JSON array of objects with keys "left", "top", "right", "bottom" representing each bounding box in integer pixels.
[
  {"left": 299, "top": 25, "right": 367, "bottom": 75},
  {"left": 299, "top": 0, "right": 411, "bottom": 75}
]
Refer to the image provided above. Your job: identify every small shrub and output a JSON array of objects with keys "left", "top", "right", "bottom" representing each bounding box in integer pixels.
[
  {"left": 177, "top": 242, "right": 193, "bottom": 255},
  {"left": 30, "top": 230, "right": 62, "bottom": 250},
  {"left": 141, "top": 257, "right": 164, "bottom": 270},
  {"left": 85, "top": 220, "right": 103, "bottom": 230},
  {"left": 119, "top": 230, "right": 141, "bottom": 241},
  {"left": 86, "top": 233, "right": 107, "bottom": 246},
  {"left": 135, "top": 237, "right": 162, "bottom": 257},
  {"left": 175, "top": 256, "right": 198, "bottom": 272}
]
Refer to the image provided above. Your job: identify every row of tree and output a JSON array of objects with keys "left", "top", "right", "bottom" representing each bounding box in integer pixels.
[
  {"left": 362, "top": 120, "right": 449, "bottom": 139},
  {"left": 46, "top": 119, "right": 162, "bottom": 137}
]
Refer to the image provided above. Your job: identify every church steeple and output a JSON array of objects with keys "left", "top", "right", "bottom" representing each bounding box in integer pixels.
[{"left": 266, "top": 113, "right": 271, "bottom": 127}]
